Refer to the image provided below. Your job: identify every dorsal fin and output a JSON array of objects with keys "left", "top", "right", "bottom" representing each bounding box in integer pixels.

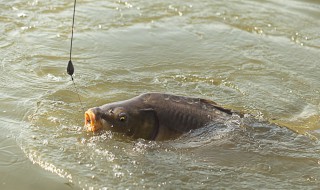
[{"left": 200, "top": 99, "right": 234, "bottom": 115}]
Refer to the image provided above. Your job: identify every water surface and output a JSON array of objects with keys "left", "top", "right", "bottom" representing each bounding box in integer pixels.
[{"left": 1, "top": 0, "right": 320, "bottom": 189}]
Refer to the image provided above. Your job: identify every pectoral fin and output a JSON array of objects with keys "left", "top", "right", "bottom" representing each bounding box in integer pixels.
[{"left": 135, "top": 108, "right": 159, "bottom": 140}]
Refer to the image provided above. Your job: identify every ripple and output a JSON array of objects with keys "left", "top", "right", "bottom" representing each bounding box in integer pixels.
[
  {"left": 0, "top": 139, "right": 22, "bottom": 167},
  {"left": 0, "top": 148, "right": 19, "bottom": 167},
  {"left": 0, "top": 39, "right": 14, "bottom": 49},
  {"left": 24, "top": 149, "right": 73, "bottom": 182}
]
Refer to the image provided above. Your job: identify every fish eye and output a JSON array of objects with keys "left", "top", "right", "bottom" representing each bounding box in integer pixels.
[{"left": 118, "top": 112, "right": 127, "bottom": 122}]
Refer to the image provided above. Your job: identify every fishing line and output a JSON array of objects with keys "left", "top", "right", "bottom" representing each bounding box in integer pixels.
[{"left": 67, "top": 0, "right": 85, "bottom": 113}]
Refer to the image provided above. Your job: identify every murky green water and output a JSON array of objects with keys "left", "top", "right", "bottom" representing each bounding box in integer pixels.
[{"left": 1, "top": 0, "right": 320, "bottom": 189}]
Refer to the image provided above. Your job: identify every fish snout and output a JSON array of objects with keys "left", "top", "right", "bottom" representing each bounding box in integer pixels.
[{"left": 85, "top": 108, "right": 102, "bottom": 132}]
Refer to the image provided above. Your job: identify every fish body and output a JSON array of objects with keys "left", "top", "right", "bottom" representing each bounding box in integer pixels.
[{"left": 85, "top": 93, "right": 235, "bottom": 140}]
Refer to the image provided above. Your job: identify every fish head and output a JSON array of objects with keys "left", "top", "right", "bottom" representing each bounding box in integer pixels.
[
  {"left": 85, "top": 106, "right": 128, "bottom": 133},
  {"left": 84, "top": 103, "right": 159, "bottom": 139}
]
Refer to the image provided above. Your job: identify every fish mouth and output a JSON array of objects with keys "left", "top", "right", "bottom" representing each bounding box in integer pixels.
[{"left": 84, "top": 109, "right": 97, "bottom": 132}]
